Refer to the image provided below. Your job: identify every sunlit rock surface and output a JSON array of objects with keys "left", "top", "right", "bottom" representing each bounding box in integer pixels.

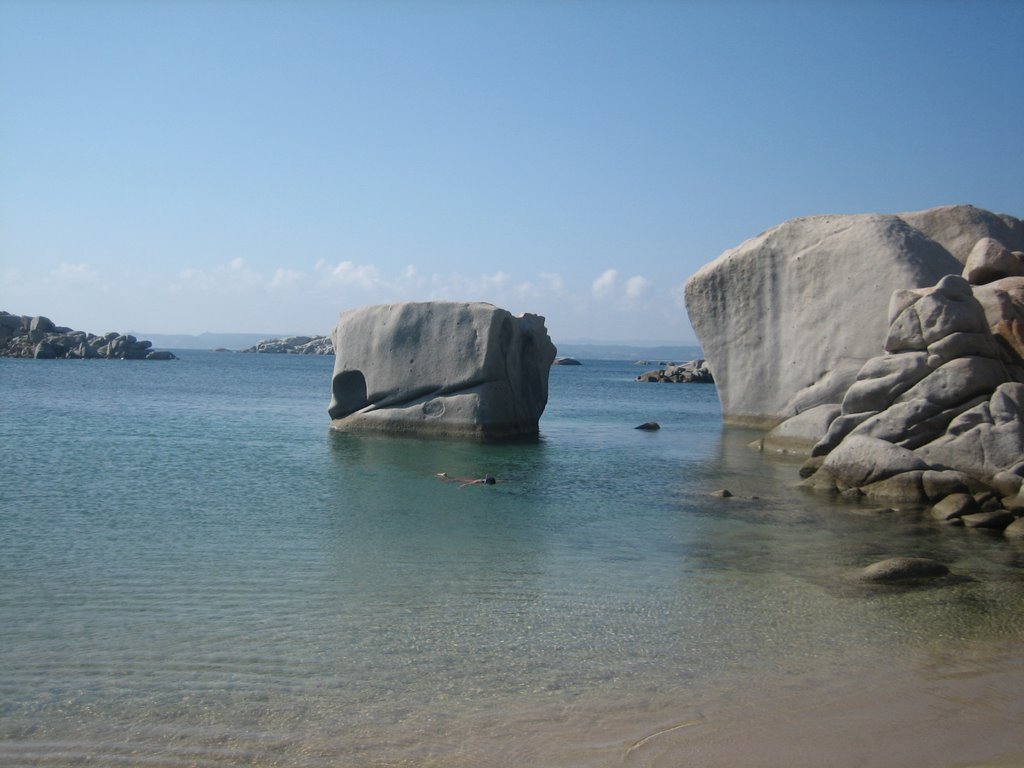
[
  {"left": 684, "top": 205, "right": 1023, "bottom": 429},
  {"left": 328, "top": 301, "right": 556, "bottom": 440}
]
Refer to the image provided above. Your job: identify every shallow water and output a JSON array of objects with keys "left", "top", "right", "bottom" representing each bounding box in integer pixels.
[{"left": 2, "top": 353, "right": 1023, "bottom": 766}]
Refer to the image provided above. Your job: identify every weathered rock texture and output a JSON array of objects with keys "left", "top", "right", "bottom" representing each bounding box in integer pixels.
[
  {"left": 0, "top": 311, "right": 176, "bottom": 360},
  {"left": 241, "top": 335, "right": 333, "bottom": 354},
  {"left": 327, "top": 302, "right": 556, "bottom": 440},
  {"left": 684, "top": 205, "right": 1024, "bottom": 429}
]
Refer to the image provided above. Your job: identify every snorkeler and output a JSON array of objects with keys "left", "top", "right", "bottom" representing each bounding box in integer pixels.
[{"left": 436, "top": 472, "right": 497, "bottom": 488}]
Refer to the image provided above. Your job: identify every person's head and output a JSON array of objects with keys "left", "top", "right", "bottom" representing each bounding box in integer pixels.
[{"left": 483, "top": 474, "right": 496, "bottom": 485}]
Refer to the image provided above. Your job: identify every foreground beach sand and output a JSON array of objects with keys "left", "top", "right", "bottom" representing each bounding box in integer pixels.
[
  {"left": 617, "top": 648, "right": 1024, "bottom": 768},
  {"left": 435, "top": 642, "right": 1024, "bottom": 768}
]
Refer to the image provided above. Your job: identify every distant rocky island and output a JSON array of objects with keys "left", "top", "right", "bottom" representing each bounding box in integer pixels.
[
  {"left": 635, "top": 359, "right": 713, "bottom": 383},
  {"left": 240, "top": 335, "right": 333, "bottom": 354},
  {"left": 0, "top": 312, "right": 176, "bottom": 360}
]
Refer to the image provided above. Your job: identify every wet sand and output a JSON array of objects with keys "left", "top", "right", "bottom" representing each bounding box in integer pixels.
[
  {"left": 437, "top": 642, "right": 1024, "bottom": 768},
  {"left": 613, "top": 644, "right": 1024, "bottom": 768},
  {"left": 618, "top": 655, "right": 1024, "bottom": 768}
]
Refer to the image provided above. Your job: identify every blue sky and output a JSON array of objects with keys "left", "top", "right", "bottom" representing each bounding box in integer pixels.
[{"left": 2, "top": 0, "right": 1022, "bottom": 343}]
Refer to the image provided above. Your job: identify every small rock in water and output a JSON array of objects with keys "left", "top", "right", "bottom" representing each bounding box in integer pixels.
[
  {"left": 635, "top": 421, "right": 661, "bottom": 431},
  {"left": 708, "top": 489, "right": 733, "bottom": 498},
  {"left": 858, "top": 557, "right": 949, "bottom": 582},
  {"left": 1004, "top": 518, "right": 1024, "bottom": 538},
  {"left": 960, "top": 510, "right": 1016, "bottom": 530}
]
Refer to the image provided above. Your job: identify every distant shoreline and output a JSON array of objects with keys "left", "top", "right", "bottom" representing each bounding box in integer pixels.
[{"left": 139, "top": 331, "right": 702, "bottom": 360}]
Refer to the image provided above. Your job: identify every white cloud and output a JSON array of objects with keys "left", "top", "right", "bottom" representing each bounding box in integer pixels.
[
  {"left": 539, "top": 272, "right": 564, "bottom": 293},
  {"left": 591, "top": 268, "right": 618, "bottom": 298},
  {"left": 483, "top": 271, "right": 510, "bottom": 289},
  {"left": 625, "top": 275, "right": 652, "bottom": 300},
  {"left": 515, "top": 271, "right": 565, "bottom": 300},
  {"left": 318, "top": 260, "right": 383, "bottom": 290},
  {"left": 50, "top": 262, "right": 98, "bottom": 284},
  {"left": 269, "top": 268, "right": 304, "bottom": 289}
]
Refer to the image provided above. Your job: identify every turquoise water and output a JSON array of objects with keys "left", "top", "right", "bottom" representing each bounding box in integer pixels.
[{"left": 2, "top": 352, "right": 1023, "bottom": 767}]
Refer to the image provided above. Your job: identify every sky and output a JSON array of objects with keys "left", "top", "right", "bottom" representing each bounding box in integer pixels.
[{"left": 2, "top": 0, "right": 1022, "bottom": 344}]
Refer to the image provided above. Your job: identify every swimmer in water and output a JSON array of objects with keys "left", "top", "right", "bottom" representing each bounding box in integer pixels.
[{"left": 436, "top": 472, "right": 497, "bottom": 488}]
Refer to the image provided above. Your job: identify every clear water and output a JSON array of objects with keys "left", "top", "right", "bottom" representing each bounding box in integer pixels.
[{"left": 2, "top": 353, "right": 1023, "bottom": 767}]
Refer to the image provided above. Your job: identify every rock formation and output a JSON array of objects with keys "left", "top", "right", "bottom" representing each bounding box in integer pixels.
[
  {"left": 636, "top": 359, "right": 713, "bottom": 383},
  {"left": 797, "top": 271, "right": 1024, "bottom": 514},
  {"left": 327, "top": 301, "right": 556, "bottom": 440},
  {"left": 684, "top": 205, "right": 1023, "bottom": 428},
  {"left": 0, "top": 312, "right": 176, "bottom": 360},
  {"left": 241, "top": 335, "right": 333, "bottom": 354},
  {"left": 685, "top": 204, "right": 1024, "bottom": 533}
]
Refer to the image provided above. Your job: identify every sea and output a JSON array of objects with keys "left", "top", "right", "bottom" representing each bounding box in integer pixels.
[{"left": 2, "top": 351, "right": 1024, "bottom": 767}]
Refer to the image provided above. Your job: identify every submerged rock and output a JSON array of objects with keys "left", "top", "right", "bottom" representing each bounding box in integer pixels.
[
  {"left": 327, "top": 301, "right": 556, "bottom": 440},
  {"left": 858, "top": 557, "right": 950, "bottom": 582}
]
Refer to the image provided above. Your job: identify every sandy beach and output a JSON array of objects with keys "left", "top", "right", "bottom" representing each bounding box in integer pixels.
[
  {"left": 432, "top": 642, "right": 1024, "bottom": 768},
  {"left": 627, "top": 658, "right": 1022, "bottom": 767}
]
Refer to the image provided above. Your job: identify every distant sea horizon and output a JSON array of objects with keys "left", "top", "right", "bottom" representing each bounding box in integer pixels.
[{"left": 137, "top": 331, "right": 703, "bottom": 361}]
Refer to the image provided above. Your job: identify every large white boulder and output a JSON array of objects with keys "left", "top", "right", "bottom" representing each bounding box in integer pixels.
[
  {"left": 684, "top": 205, "right": 1024, "bottom": 429},
  {"left": 327, "top": 301, "right": 556, "bottom": 439},
  {"left": 684, "top": 211, "right": 960, "bottom": 427}
]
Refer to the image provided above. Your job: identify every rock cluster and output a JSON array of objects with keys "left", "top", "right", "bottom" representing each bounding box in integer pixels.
[
  {"left": 796, "top": 268, "right": 1024, "bottom": 529},
  {"left": 636, "top": 359, "right": 713, "bottom": 383},
  {"left": 686, "top": 205, "right": 1024, "bottom": 536},
  {"left": 240, "top": 335, "right": 333, "bottom": 354},
  {"left": 328, "top": 301, "right": 557, "bottom": 440},
  {"left": 684, "top": 205, "right": 1022, "bottom": 427},
  {"left": 0, "top": 312, "right": 176, "bottom": 360}
]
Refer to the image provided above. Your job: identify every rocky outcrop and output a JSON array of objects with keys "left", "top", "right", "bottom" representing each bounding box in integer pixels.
[
  {"left": 798, "top": 268, "right": 1024, "bottom": 505},
  {"left": 685, "top": 205, "right": 1024, "bottom": 536},
  {"left": 327, "top": 301, "right": 557, "bottom": 440},
  {"left": 684, "top": 205, "right": 1024, "bottom": 428},
  {"left": 0, "top": 312, "right": 176, "bottom": 360},
  {"left": 790, "top": 266, "right": 1024, "bottom": 528},
  {"left": 636, "top": 359, "right": 713, "bottom": 383},
  {"left": 240, "top": 335, "right": 334, "bottom": 354}
]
